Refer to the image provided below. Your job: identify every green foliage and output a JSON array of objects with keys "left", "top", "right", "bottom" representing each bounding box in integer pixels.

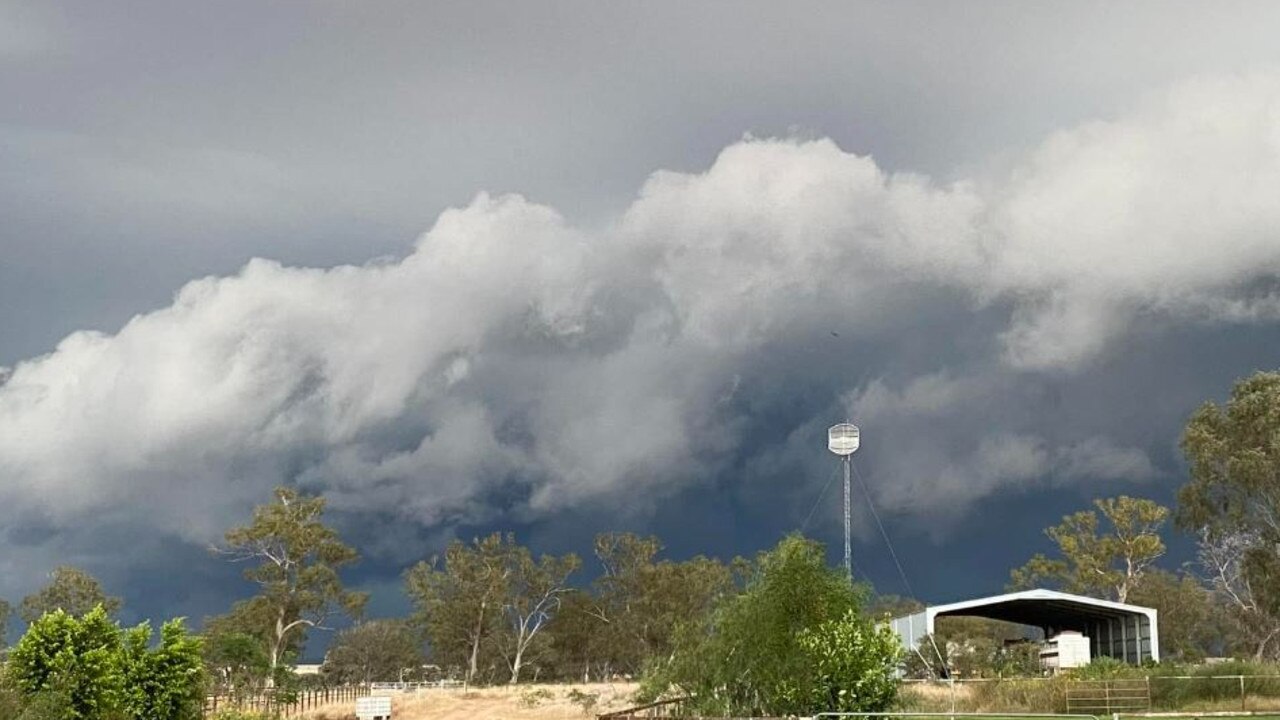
[
  {"left": 499, "top": 544, "right": 580, "bottom": 683},
  {"left": 1128, "top": 568, "right": 1216, "bottom": 662},
  {"left": 201, "top": 629, "right": 271, "bottom": 701},
  {"left": 8, "top": 606, "right": 205, "bottom": 720},
  {"left": 203, "top": 598, "right": 298, "bottom": 659},
  {"left": 795, "top": 609, "right": 902, "bottom": 712},
  {"left": 1179, "top": 370, "right": 1280, "bottom": 659},
  {"left": 1179, "top": 371, "right": 1280, "bottom": 533},
  {"left": 322, "top": 619, "right": 424, "bottom": 685},
  {"left": 9, "top": 606, "right": 124, "bottom": 719},
  {"left": 645, "top": 534, "right": 898, "bottom": 717},
  {"left": 1009, "top": 496, "right": 1168, "bottom": 603},
  {"left": 405, "top": 532, "right": 584, "bottom": 685},
  {"left": 581, "top": 533, "right": 734, "bottom": 678},
  {"left": 220, "top": 486, "right": 367, "bottom": 672},
  {"left": 405, "top": 532, "right": 517, "bottom": 685},
  {"left": 20, "top": 567, "right": 122, "bottom": 623},
  {"left": 1070, "top": 656, "right": 1128, "bottom": 679},
  {"left": 118, "top": 619, "right": 205, "bottom": 720}
]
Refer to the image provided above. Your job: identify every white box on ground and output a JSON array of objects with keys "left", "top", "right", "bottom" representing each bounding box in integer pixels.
[{"left": 356, "top": 695, "right": 392, "bottom": 720}]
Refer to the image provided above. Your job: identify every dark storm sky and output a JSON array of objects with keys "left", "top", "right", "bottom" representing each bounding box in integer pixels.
[{"left": 4, "top": 1, "right": 1280, "bottom": 653}]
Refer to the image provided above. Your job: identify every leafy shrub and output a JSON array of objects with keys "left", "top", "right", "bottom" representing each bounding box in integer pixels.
[
  {"left": 566, "top": 688, "right": 599, "bottom": 714},
  {"left": 8, "top": 606, "right": 124, "bottom": 719},
  {"left": 644, "top": 535, "right": 900, "bottom": 717},
  {"left": 518, "top": 688, "right": 554, "bottom": 707},
  {"left": 7, "top": 605, "right": 205, "bottom": 720},
  {"left": 118, "top": 619, "right": 205, "bottom": 720},
  {"left": 1071, "top": 656, "right": 1128, "bottom": 679},
  {"left": 796, "top": 609, "right": 902, "bottom": 713}
]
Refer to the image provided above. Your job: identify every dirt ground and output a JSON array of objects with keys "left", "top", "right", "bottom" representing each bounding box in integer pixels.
[{"left": 297, "top": 682, "right": 640, "bottom": 720}]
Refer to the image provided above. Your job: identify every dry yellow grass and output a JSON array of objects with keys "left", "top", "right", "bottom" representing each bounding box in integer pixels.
[{"left": 295, "top": 682, "right": 640, "bottom": 720}]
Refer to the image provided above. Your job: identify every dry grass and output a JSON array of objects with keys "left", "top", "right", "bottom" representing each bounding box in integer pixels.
[{"left": 296, "top": 682, "right": 640, "bottom": 720}]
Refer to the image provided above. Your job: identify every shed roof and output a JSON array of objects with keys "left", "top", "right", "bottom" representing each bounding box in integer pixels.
[{"left": 923, "top": 588, "right": 1154, "bottom": 627}]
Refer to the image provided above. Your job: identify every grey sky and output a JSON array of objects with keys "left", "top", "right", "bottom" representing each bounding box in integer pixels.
[
  {"left": 3, "top": 1, "right": 1280, "bottom": 638},
  {"left": 6, "top": 0, "right": 1280, "bottom": 360}
]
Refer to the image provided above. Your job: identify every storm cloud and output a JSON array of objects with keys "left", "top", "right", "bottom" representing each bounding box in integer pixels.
[
  {"left": 3, "top": 71, "right": 1280, "bottom": 586},
  {"left": 5, "top": 2, "right": 1280, "bottom": 628}
]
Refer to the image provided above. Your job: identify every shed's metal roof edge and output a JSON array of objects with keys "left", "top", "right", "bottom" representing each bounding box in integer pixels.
[{"left": 889, "top": 588, "right": 1157, "bottom": 621}]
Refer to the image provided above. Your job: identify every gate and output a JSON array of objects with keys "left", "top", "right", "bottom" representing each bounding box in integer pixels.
[{"left": 1066, "top": 679, "right": 1151, "bottom": 714}]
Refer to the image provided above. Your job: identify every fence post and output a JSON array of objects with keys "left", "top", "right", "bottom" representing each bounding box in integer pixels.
[{"left": 1241, "top": 675, "right": 1247, "bottom": 711}]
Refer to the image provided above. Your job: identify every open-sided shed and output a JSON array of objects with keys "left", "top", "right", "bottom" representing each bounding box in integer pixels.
[{"left": 887, "top": 588, "right": 1158, "bottom": 664}]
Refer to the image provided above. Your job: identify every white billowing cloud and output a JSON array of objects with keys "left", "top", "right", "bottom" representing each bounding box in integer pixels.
[
  {"left": 987, "top": 72, "right": 1280, "bottom": 367},
  {"left": 1, "top": 71, "right": 1280, "bottom": 553}
]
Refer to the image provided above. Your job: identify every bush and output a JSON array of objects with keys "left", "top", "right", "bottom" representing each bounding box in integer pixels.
[
  {"left": 644, "top": 534, "right": 900, "bottom": 716},
  {"left": 7, "top": 605, "right": 205, "bottom": 720},
  {"left": 566, "top": 688, "right": 599, "bottom": 714},
  {"left": 797, "top": 609, "right": 902, "bottom": 713},
  {"left": 8, "top": 606, "right": 124, "bottom": 719},
  {"left": 0, "top": 665, "right": 27, "bottom": 719},
  {"left": 118, "top": 619, "right": 205, "bottom": 720},
  {"left": 518, "top": 688, "right": 554, "bottom": 708}
]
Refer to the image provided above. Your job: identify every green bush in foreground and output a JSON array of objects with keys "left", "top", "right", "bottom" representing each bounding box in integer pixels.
[
  {"left": 643, "top": 534, "right": 901, "bottom": 717},
  {"left": 7, "top": 605, "right": 205, "bottom": 720}
]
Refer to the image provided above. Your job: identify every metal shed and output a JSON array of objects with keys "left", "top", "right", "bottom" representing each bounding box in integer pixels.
[{"left": 887, "top": 588, "right": 1159, "bottom": 664}]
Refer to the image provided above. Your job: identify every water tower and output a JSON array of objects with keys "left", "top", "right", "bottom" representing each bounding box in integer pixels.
[{"left": 828, "top": 423, "right": 860, "bottom": 583}]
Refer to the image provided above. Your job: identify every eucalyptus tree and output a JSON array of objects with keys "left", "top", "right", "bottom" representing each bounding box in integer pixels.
[
  {"left": 500, "top": 545, "right": 580, "bottom": 683},
  {"left": 217, "top": 486, "right": 367, "bottom": 675},
  {"left": 589, "top": 533, "right": 733, "bottom": 675},
  {"left": 1179, "top": 370, "right": 1280, "bottom": 658},
  {"left": 405, "top": 533, "right": 514, "bottom": 686},
  {"left": 20, "top": 565, "right": 122, "bottom": 622},
  {"left": 1009, "top": 495, "right": 1169, "bottom": 603},
  {"left": 323, "top": 620, "right": 424, "bottom": 685}
]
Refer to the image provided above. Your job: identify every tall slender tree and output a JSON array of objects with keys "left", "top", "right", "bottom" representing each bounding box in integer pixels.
[
  {"left": 588, "top": 533, "right": 733, "bottom": 675},
  {"left": 1179, "top": 370, "right": 1280, "bottom": 658},
  {"left": 500, "top": 546, "right": 580, "bottom": 683},
  {"left": 405, "top": 533, "right": 513, "bottom": 686},
  {"left": 217, "top": 486, "right": 367, "bottom": 676}
]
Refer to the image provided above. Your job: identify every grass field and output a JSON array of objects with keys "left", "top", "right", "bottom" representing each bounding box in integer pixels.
[
  {"left": 272, "top": 684, "right": 1280, "bottom": 720},
  {"left": 290, "top": 682, "right": 640, "bottom": 720}
]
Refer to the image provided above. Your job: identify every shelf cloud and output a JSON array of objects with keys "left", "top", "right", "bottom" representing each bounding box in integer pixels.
[{"left": 2, "top": 70, "right": 1279, "bottom": 585}]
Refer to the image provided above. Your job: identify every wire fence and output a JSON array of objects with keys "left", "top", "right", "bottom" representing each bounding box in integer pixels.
[
  {"left": 202, "top": 684, "right": 370, "bottom": 717},
  {"left": 368, "top": 679, "right": 465, "bottom": 692},
  {"left": 899, "top": 675, "right": 1280, "bottom": 715}
]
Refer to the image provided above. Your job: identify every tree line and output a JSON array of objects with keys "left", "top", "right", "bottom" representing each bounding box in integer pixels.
[{"left": 3, "top": 369, "right": 1280, "bottom": 714}]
